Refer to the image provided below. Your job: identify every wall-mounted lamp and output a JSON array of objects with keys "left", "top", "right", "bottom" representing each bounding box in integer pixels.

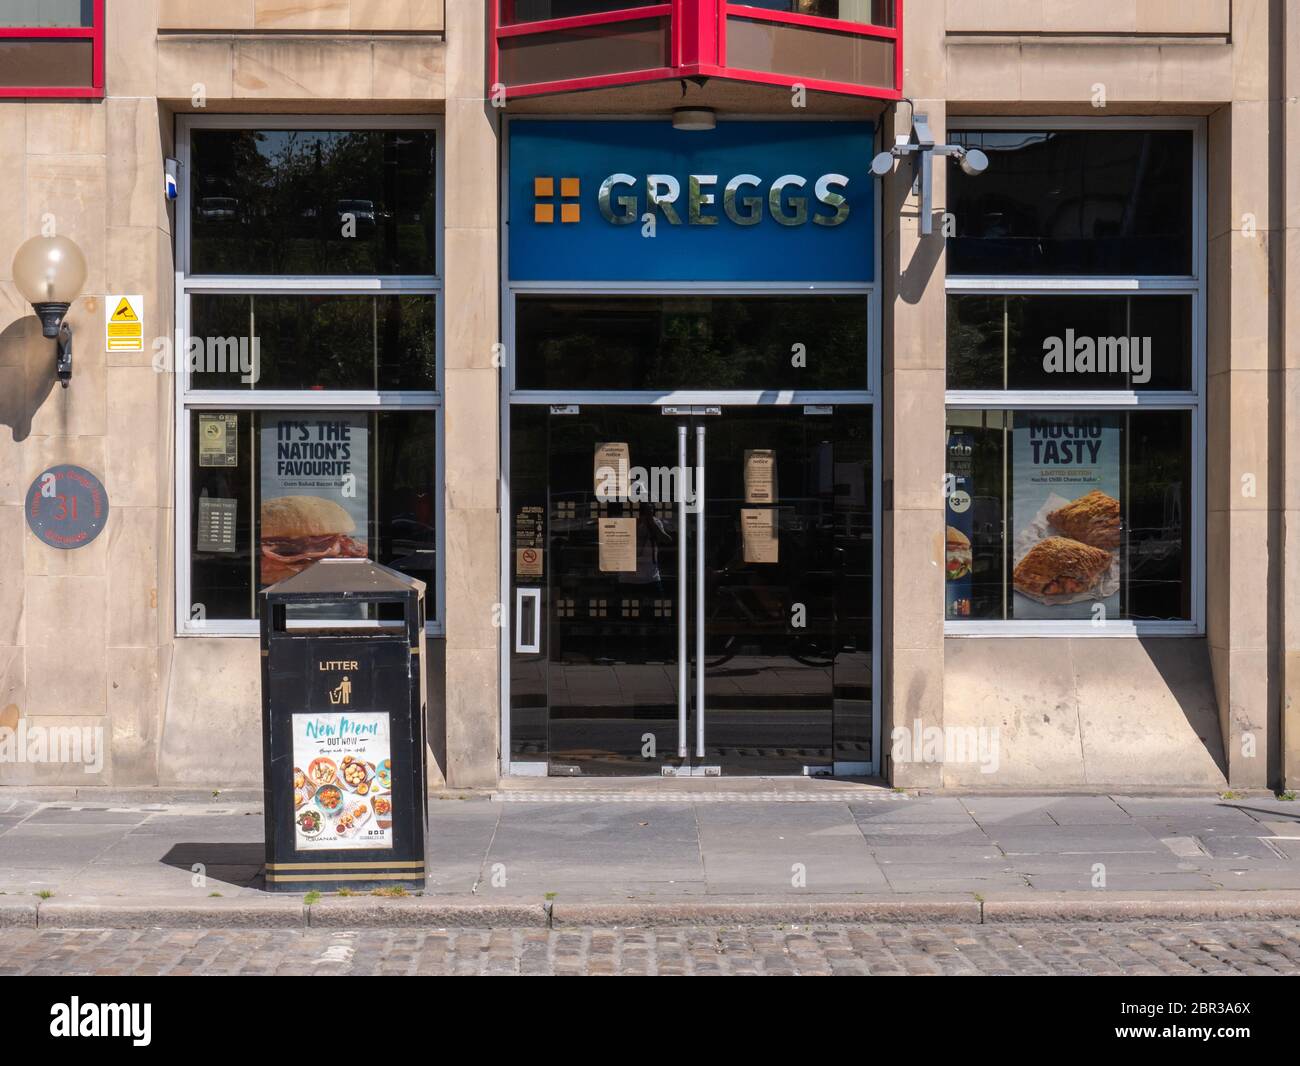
[
  {"left": 12, "top": 235, "right": 87, "bottom": 389},
  {"left": 870, "top": 113, "right": 988, "bottom": 235},
  {"left": 672, "top": 107, "right": 715, "bottom": 131}
]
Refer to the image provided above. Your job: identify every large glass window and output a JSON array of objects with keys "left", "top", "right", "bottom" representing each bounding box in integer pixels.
[
  {"left": 189, "top": 128, "right": 437, "bottom": 276},
  {"left": 945, "top": 122, "right": 1203, "bottom": 633},
  {"left": 944, "top": 409, "right": 1191, "bottom": 622},
  {"left": 948, "top": 129, "right": 1194, "bottom": 277},
  {"left": 515, "top": 294, "right": 869, "bottom": 391},
  {"left": 178, "top": 120, "right": 442, "bottom": 635}
]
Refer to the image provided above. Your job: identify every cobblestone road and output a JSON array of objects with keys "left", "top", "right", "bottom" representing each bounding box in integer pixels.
[{"left": 2, "top": 922, "right": 1299, "bottom": 975}]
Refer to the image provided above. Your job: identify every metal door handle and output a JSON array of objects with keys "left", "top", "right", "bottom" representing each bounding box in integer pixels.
[
  {"left": 677, "top": 424, "right": 688, "bottom": 759},
  {"left": 695, "top": 424, "right": 705, "bottom": 759},
  {"left": 515, "top": 586, "right": 541, "bottom": 654}
]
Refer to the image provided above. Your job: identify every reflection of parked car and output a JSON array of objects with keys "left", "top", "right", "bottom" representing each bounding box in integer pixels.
[
  {"left": 337, "top": 199, "right": 377, "bottom": 227},
  {"left": 196, "top": 196, "right": 238, "bottom": 222}
]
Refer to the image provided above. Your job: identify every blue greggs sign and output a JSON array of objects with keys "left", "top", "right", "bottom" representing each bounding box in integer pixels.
[{"left": 508, "top": 120, "right": 875, "bottom": 283}]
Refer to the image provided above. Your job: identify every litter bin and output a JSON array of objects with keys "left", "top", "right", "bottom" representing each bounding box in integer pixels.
[{"left": 259, "top": 558, "right": 428, "bottom": 893}]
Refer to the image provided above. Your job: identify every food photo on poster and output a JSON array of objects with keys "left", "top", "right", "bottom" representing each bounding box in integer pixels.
[
  {"left": 291, "top": 711, "right": 394, "bottom": 851},
  {"left": 1011, "top": 413, "right": 1122, "bottom": 620},
  {"left": 259, "top": 415, "right": 369, "bottom": 586}
]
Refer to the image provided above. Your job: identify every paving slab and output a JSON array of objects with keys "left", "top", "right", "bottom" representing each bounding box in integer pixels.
[
  {"left": 0, "top": 825, "right": 134, "bottom": 869},
  {"left": 990, "top": 824, "right": 1166, "bottom": 855},
  {"left": 698, "top": 803, "right": 889, "bottom": 894},
  {"left": 423, "top": 802, "right": 500, "bottom": 893},
  {"left": 960, "top": 796, "right": 1057, "bottom": 826},
  {"left": 849, "top": 798, "right": 976, "bottom": 825}
]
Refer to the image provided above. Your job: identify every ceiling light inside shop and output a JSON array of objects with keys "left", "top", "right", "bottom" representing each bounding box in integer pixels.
[{"left": 672, "top": 108, "right": 716, "bottom": 131}]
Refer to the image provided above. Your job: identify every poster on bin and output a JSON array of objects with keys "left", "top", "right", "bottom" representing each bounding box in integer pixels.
[
  {"left": 259, "top": 414, "right": 369, "bottom": 587},
  {"left": 1011, "top": 413, "right": 1122, "bottom": 620},
  {"left": 292, "top": 711, "right": 394, "bottom": 851}
]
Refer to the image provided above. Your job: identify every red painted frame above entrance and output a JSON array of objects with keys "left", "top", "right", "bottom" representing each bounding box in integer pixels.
[{"left": 492, "top": 0, "right": 902, "bottom": 103}]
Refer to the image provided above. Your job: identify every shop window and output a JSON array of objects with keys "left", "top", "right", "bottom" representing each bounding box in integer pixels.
[
  {"left": 177, "top": 119, "right": 442, "bottom": 636},
  {"left": 943, "top": 409, "right": 1192, "bottom": 623},
  {"left": 189, "top": 129, "right": 438, "bottom": 277},
  {"left": 945, "top": 121, "right": 1203, "bottom": 635},
  {"left": 947, "top": 129, "right": 1194, "bottom": 277},
  {"left": 732, "top": 1, "right": 894, "bottom": 27},
  {"left": 188, "top": 294, "right": 437, "bottom": 392},
  {"left": 501, "top": 1, "right": 662, "bottom": 24},
  {"left": 947, "top": 294, "right": 1192, "bottom": 391},
  {"left": 188, "top": 410, "right": 438, "bottom": 623},
  {"left": 515, "top": 294, "right": 870, "bottom": 391},
  {"left": 0, "top": 0, "right": 103, "bottom": 98}
]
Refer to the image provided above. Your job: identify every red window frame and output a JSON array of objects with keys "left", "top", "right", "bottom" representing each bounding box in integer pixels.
[
  {"left": 491, "top": 0, "right": 903, "bottom": 102},
  {"left": 0, "top": 0, "right": 106, "bottom": 99}
]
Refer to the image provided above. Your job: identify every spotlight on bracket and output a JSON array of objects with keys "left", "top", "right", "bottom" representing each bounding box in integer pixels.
[{"left": 869, "top": 114, "right": 990, "bottom": 234}]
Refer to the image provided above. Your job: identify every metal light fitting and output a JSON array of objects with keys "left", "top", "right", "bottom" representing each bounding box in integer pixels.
[
  {"left": 11, "top": 234, "right": 87, "bottom": 389},
  {"left": 870, "top": 113, "right": 989, "bottom": 235}
]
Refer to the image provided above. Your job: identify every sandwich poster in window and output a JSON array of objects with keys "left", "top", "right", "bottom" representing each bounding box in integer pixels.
[
  {"left": 945, "top": 431, "right": 975, "bottom": 620},
  {"left": 291, "top": 712, "right": 394, "bottom": 851},
  {"left": 259, "top": 414, "right": 369, "bottom": 586},
  {"left": 1011, "top": 413, "right": 1122, "bottom": 620}
]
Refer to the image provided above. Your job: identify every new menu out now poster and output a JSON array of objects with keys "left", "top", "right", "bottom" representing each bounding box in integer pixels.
[
  {"left": 292, "top": 712, "right": 394, "bottom": 851},
  {"left": 259, "top": 415, "right": 369, "bottom": 586},
  {"left": 1012, "top": 413, "right": 1122, "bottom": 620}
]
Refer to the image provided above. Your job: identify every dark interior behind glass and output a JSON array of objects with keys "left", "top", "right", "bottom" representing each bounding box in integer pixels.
[
  {"left": 190, "top": 129, "right": 437, "bottom": 276},
  {"left": 947, "top": 294, "right": 1192, "bottom": 391},
  {"left": 948, "top": 129, "right": 1194, "bottom": 276},
  {"left": 515, "top": 294, "right": 869, "bottom": 390}
]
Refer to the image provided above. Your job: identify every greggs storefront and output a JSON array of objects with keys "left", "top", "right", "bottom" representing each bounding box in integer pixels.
[
  {"left": 502, "top": 119, "right": 880, "bottom": 776},
  {"left": 4, "top": 1, "right": 1296, "bottom": 795}
]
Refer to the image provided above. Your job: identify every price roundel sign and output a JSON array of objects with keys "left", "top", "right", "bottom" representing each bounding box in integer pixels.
[{"left": 25, "top": 465, "right": 109, "bottom": 550}]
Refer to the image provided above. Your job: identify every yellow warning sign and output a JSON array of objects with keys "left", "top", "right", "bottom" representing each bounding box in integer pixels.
[{"left": 106, "top": 294, "right": 144, "bottom": 352}]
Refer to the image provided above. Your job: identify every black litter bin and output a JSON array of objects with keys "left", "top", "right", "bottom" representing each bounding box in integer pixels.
[{"left": 259, "top": 558, "right": 428, "bottom": 893}]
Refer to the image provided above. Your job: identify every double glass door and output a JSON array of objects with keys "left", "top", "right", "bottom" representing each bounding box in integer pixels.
[{"left": 510, "top": 403, "right": 873, "bottom": 776}]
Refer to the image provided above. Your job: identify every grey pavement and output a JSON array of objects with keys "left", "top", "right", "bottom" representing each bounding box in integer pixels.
[
  {"left": 3, "top": 789, "right": 1300, "bottom": 918},
  {"left": 2, "top": 921, "right": 1299, "bottom": 975}
]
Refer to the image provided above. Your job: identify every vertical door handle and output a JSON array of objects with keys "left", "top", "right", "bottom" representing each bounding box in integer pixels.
[
  {"left": 677, "top": 424, "right": 688, "bottom": 759},
  {"left": 695, "top": 424, "right": 706, "bottom": 759},
  {"left": 514, "top": 586, "right": 541, "bottom": 654}
]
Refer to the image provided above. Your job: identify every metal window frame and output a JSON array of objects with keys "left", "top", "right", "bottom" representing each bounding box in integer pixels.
[
  {"left": 174, "top": 114, "right": 445, "bottom": 639},
  {"left": 0, "top": 0, "right": 104, "bottom": 98},
  {"left": 943, "top": 115, "right": 1206, "bottom": 638},
  {"left": 497, "top": 113, "right": 883, "bottom": 776}
]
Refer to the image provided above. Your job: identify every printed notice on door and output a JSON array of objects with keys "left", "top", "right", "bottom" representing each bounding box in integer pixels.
[
  {"left": 292, "top": 712, "right": 394, "bottom": 852},
  {"left": 741, "top": 508, "right": 779, "bottom": 564},
  {"left": 744, "top": 449, "right": 777, "bottom": 504},
  {"left": 597, "top": 516, "right": 637, "bottom": 572},
  {"left": 594, "top": 442, "right": 630, "bottom": 502}
]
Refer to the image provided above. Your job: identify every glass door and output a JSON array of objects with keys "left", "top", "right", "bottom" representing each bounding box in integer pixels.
[
  {"left": 545, "top": 406, "right": 689, "bottom": 775},
  {"left": 509, "top": 403, "right": 873, "bottom": 776}
]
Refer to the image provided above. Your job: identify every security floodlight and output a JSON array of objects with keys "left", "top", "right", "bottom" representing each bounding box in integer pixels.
[
  {"left": 870, "top": 151, "right": 896, "bottom": 177},
  {"left": 958, "top": 147, "right": 989, "bottom": 177},
  {"left": 870, "top": 113, "right": 991, "bottom": 234}
]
